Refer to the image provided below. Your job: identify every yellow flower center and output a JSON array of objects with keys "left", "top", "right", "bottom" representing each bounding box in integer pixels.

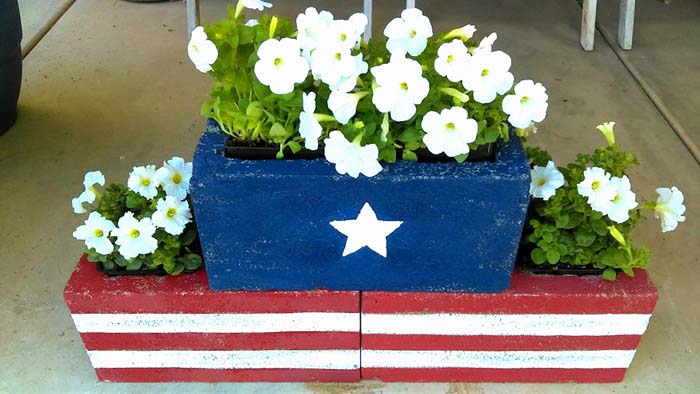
[
  {"left": 445, "top": 122, "right": 456, "bottom": 131},
  {"left": 400, "top": 82, "right": 409, "bottom": 91},
  {"left": 591, "top": 180, "right": 600, "bottom": 190},
  {"left": 537, "top": 178, "right": 547, "bottom": 186},
  {"left": 520, "top": 96, "right": 530, "bottom": 104},
  {"left": 167, "top": 208, "right": 177, "bottom": 218},
  {"left": 141, "top": 177, "right": 151, "bottom": 186},
  {"left": 94, "top": 229, "right": 104, "bottom": 238},
  {"left": 129, "top": 229, "right": 140, "bottom": 239},
  {"left": 340, "top": 33, "right": 347, "bottom": 42},
  {"left": 612, "top": 194, "right": 621, "bottom": 203},
  {"left": 191, "top": 44, "right": 199, "bottom": 52},
  {"left": 334, "top": 52, "right": 342, "bottom": 61},
  {"left": 274, "top": 58, "right": 283, "bottom": 66},
  {"left": 447, "top": 54, "right": 454, "bottom": 63},
  {"left": 481, "top": 68, "right": 490, "bottom": 77},
  {"left": 410, "top": 30, "right": 417, "bottom": 38},
  {"left": 172, "top": 172, "right": 183, "bottom": 184}
]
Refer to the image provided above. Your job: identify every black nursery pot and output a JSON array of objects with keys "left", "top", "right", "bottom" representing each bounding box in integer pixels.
[
  {"left": 0, "top": 0, "right": 22, "bottom": 135},
  {"left": 224, "top": 136, "right": 496, "bottom": 162}
]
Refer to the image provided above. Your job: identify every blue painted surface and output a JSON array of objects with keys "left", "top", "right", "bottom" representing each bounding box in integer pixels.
[{"left": 191, "top": 120, "right": 531, "bottom": 292}]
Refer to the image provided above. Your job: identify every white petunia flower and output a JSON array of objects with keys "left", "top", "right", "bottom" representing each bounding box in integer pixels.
[
  {"left": 529, "top": 161, "right": 565, "bottom": 201},
  {"left": 73, "top": 212, "right": 116, "bottom": 255},
  {"left": 152, "top": 196, "right": 192, "bottom": 236},
  {"left": 434, "top": 39, "right": 470, "bottom": 83},
  {"left": 384, "top": 8, "right": 433, "bottom": 56},
  {"left": 597, "top": 121, "right": 617, "bottom": 146},
  {"left": 577, "top": 167, "right": 617, "bottom": 213},
  {"left": 474, "top": 32, "right": 497, "bottom": 53},
  {"left": 421, "top": 106, "right": 478, "bottom": 157},
  {"left": 328, "top": 91, "right": 368, "bottom": 125},
  {"left": 323, "top": 130, "right": 382, "bottom": 178},
  {"left": 111, "top": 212, "right": 158, "bottom": 260},
  {"left": 310, "top": 46, "right": 357, "bottom": 87},
  {"left": 371, "top": 55, "right": 430, "bottom": 122},
  {"left": 320, "top": 19, "right": 364, "bottom": 52},
  {"left": 245, "top": 19, "right": 260, "bottom": 27},
  {"left": 127, "top": 165, "right": 159, "bottom": 199},
  {"left": 83, "top": 171, "right": 105, "bottom": 190},
  {"left": 154, "top": 157, "right": 193, "bottom": 200},
  {"left": 296, "top": 7, "right": 334, "bottom": 52},
  {"left": 502, "top": 80, "right": 549, "bottom": 129},
  {"left": 299, "top": 92, "right": 322, "bottom": 150},
  {"left": 254, "top": 38, "right": 310, "bottom": 95},
  {"left": 330, "top": 54, "right": 368, "bottom": 93},
  {"left": 187, "top": 26, "right": 219, "bottom": 73},
  {"left": 654, "top": 186, "right": 686, "bottom": 232},
  {"left": 240, "top": 0, "right": 272, "bottom": 11},
  {"left": 72, "top": 190, "right": 96, "bottom": 214},
  {"left": 444, "top": 24, "right": 477, "bottom": 41},
  {"left": 349, "top": 13, "right": 369, "bottom": 39},
  {"left": 604, "top": 176, "right": 638, "bottom": 223},
  {"left": 461, "top": 50, "right": 514, "bottom": 104},
  {"left": 72, "top": 170, "right": 105, "bottom": 214}
]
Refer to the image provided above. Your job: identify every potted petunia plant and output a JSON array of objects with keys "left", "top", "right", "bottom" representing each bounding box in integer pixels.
[
  {"left": 71, "top": 157, "right": 203, "bottom": 275},
  {"left": 521, "top": 122, "right": 687, "bottom": 280},
  {"left": 186, "top": 2, "right": 549, "bottom": 292}
]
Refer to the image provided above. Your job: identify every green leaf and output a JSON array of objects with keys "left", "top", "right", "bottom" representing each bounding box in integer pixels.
[
  {"left": 402, "top": 150, "right": 417, "bottom": 161},
  {"left": 180, "top": 254, "right": 203, "bottom": 270},
  {"left": 546, "top": 249, "right": 560, "bottom": 264},
  {"left": 179, "top": 227, "right": 197, "bottom": 246},
  {"left": 555, "top": 214, "right": 569, "bottom": 228},
  {"left": 602, "top": 268, "right": 617, "bottom": 281},
  {"left": 287, "top": 140, "right": 302, "bottom": 153},
  {"left": 102, "top": 260, "right": 115, "bottom": 270},
  {"left": 126, "top": 261, "right": 142, "bottom": 271},
  {"left": 574, "top": 229, "right": 596, "bottom": 246},
  {"left": 531, "top": 248, "right": 547, "bottom": 265}
]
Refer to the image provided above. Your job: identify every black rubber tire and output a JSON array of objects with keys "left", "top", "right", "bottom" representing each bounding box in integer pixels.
[{"left": 0, "top": 0, "right": 22, "bottom": 135}]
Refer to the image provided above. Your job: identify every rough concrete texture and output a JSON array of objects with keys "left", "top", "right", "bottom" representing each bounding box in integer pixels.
[
  {"left": 597, "top": 0, "right": 700, "bottom": 149},
  {"left": 17, "top": 0, "right": 74, "bottom": 50},
  {"left": 0, "top": 0, "right": 698, "bottom": 392}
]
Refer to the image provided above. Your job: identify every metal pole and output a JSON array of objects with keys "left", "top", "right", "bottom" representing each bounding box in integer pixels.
[{"left": 187, "top": 0, "right": 200, "bottom": 38}]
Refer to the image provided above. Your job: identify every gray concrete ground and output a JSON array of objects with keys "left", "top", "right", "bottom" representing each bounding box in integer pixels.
[{"left": 1, "top": 0, "right": 698, "bottom": 393}]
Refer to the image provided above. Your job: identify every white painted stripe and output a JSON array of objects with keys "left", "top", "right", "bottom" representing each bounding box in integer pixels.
[
  {"left": 362, "top": 350, "right": 636, "bottom": 369},
  {"left": 72, "top": 313, "right": 358, "bottom": 334},
  {"left": 362, "top": 313, "right": 651, "bottom": 336},
  {"left": 87, "top": 350, "right": 359, "bottom": 370}
]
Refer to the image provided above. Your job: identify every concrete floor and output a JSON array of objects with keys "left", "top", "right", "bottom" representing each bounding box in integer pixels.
[{"left": 1, "top": 0, "right": 698, "bottom": 393}]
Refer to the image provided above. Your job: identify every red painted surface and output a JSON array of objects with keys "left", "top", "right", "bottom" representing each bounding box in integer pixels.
[
  {"left": 363, "top": 269, "right": 658, "bottom": 314},
  {"left": 96, "top": 368, "right": 360, "bottom": 383},
  {"left": 360, "top": 368, "right": 627, "bottom": 383},
  {"left": 362, "top": 334, "right": 643, "bottom": 351},
  {"left": 65, "top": 256, "right": 358, "bottom": 314},
  {"left": 65, "top": 256, "right": 360, "bottom": 383},
  {"left": 82, "top": 332, "right": 359, "bottom": 351},
  {"left": 362, "top": 268, "right": 658, "bottom": 383}
]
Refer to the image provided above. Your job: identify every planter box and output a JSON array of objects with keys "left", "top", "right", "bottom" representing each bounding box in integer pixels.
[
  {"left": 64, "top": 255, "right": 360, "bottom": 383},
  {"left": 190, "top": 121, "right": 530, "bottom": 292},
  {"left": 361, "top": 268, "right": 658, "bottom": 383}
]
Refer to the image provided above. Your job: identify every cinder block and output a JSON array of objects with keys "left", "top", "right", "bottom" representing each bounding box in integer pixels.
[
  {"left": 361, "top": 269, "right": 658, "bottom": 383},
  {"left": 190, "top": 121, "right": 530, "bottom": 292},
  {"left": 64, "top": 256, "right": 361, "bottom": 383}
]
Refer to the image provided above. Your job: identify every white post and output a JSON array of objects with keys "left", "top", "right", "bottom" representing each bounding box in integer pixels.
[
  {"left": 580, "top": 0, "right": 597, "bottom": 51},
  {"left": 187, "top": 0, "right": 200, "bottom": 38},
  {"left": 406, "top": 0, "right": 416, "bottom": 8},
  {"left": 618, "top": 0, "right": 635, "bottom": 50},
  {"left": 364, "top": 0, "right": 373, "bottom": 40}
]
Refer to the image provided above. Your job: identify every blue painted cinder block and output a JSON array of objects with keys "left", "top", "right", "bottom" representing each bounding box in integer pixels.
[{"left": 191, "top": 120, "right": 531, "bottom": 292}]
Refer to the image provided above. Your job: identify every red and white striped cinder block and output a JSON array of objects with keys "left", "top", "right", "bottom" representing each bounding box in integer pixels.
[
  {"left": 361, "top": 269, "right": 658, "bottom": 383},
  {"left": 64, "top": 256, "right": 360, "bottom": 382}
]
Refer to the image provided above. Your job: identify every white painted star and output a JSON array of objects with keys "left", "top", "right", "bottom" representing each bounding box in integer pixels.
[{"left": 330, "top": 203, "right": 403, "bottom": 258}]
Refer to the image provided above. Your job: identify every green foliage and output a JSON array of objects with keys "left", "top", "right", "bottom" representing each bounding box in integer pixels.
[
  {"left": 200, "top": 11, "right": 511, "bottom": 162},
  {"left": 524, "top": 144, "right": 649, "bottom": 280},
  {"left": 90, "top": 184, "right": 203, "bottom": 275}
]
